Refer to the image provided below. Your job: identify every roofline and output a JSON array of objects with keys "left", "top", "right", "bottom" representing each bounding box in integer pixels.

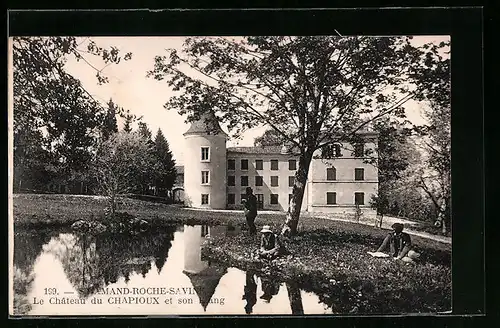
[
  {"left": 183, "top": 131, "right": 229, "bottom": 138},
  {"left": 226, "top": 149, "right": 301, "bottom": 155}
]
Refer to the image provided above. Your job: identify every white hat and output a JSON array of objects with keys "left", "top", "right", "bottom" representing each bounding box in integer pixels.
[{"left": 260, "top": 225, "right": 272, "bottom": 233}]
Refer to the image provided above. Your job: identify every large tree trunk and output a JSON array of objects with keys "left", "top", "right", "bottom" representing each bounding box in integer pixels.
[{"left": 281, "top": 152, "right": 313, "bottom": 237}]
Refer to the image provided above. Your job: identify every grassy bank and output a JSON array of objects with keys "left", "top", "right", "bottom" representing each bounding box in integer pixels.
[
  {"left": 202, "top": 227, "right": 451, "bottom": 314},
  {"left": 12, "top": 193, "right": 262, "bottom": 228}
]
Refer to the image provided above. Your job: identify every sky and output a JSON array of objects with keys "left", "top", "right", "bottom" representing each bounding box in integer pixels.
[{"left": 62, "top": 35, "right": 450, "bottom": 165}]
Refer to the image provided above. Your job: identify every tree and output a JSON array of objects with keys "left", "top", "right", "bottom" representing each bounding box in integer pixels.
[
  {"left": 153, "top": 128, "right": 177, "bottom": 195},
  {"left": 123, "top": 110, "right": 134, "bottom": 133},
  {"left": 13, "top": 127, "right": 58, "bottom": 191},
  {"left": 102, "top": 99, "right": 119, "bottom": 141},
  {"left": 369, "top": 117, "right": 413, "bottom": 225},
  {"left": 408, "top": 41, "right": 451, "bottom": 234},
  {"left": 93, "top": 131, "right": 157, "bottom": 216},
  {"left": 12, "top": 37, "right": 132, "bottom": 192},
  {"left": 148, "top": 36, "right": 434, "bottom": 236},
  {"left": 136, "top": 122, "right": 155, "bottom": 194},
  {"left": 138, "top": 122, "right": 153, "bottom": 143},
  {"left": 254, "top": 129, "right": 283, "bottom": 147}
]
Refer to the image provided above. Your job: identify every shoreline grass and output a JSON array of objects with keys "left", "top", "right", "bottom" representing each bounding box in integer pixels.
[{"left": 202, "top": 226, "right": 451, "bottom": 314}]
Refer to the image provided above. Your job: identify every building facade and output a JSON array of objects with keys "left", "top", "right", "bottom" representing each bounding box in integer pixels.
[{"left": 181, "top": 114, "right": 378, "bottom": 214}]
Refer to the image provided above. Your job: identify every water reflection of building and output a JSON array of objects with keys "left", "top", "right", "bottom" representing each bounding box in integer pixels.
[{"left": 182, "top": 225, "right": 228, "bottom": 311}]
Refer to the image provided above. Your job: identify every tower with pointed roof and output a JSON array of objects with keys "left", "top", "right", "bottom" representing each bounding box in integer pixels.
[{"left": 183, "top": 111, "right": 228, "bottom": 209}]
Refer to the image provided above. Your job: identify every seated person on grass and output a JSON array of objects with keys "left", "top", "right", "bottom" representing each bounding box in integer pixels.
[
  {"left": 376, "top": 223, "right": 420, "bottom": 261},
  {"left": 257, "top": 225, "right": 286, "bottom": 260}
]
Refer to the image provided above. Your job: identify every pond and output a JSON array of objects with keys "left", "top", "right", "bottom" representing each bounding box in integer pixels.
[{"left": 12, "top": 224, "right": 332, "bottom": 316}]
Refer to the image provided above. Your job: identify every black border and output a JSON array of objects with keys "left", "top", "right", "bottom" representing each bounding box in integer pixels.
[{"left": 5, "top": 7, "right": 487, "bottom": 328}]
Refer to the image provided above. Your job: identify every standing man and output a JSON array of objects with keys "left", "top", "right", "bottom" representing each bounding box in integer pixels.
[{"left": 243, "top": 186, "right": 258, "bottom": 234}]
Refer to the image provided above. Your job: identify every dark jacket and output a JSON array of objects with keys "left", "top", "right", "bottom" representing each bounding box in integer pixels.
[
  {"left": 261, "top": 233, "right": 284, "bottom": 252},
  {"left": 244, "top": 194, "right": 257, "bottom": 216},
  {"left": 377, "top": 231, "right": 412, "bottom": 258},
  {"left": 390, "top": 232, "right": 412, "bottom": 258}
]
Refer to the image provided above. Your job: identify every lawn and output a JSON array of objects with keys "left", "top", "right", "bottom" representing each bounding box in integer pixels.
[{"left": 12, "top": 194, "right": 451, "bottom": 314}]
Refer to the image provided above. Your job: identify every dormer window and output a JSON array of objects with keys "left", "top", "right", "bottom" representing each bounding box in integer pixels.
[
  {"left": 201, "top": 147, "right": 210, "bottom": 162},
  {"left": 321, "top": 144, "right": 342, "bottom": 158},
  {"left": 354, "top": 143, "right": 364, "bottom": 157}
]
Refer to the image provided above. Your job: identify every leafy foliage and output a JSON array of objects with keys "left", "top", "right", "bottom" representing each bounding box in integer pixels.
[
  {"left": 369, "top": 118, "right": 419, "bottom": 217},
  {"left": 253, "top": 129, "right": 283, "bottom": 147},
  {"left": 101, "top": 99, "right": 119, "bottom": 141},
  {"left": 408, "top": 41, "right": 451, "bottom": 234},
  {"left": 12, "top": 36, "right": 132, "bottom": 192},
  {"left": 153, "top": 128, "right": 177, "bottom": 193},
  {"left": 93, "top": 131, "right": 158, "bottom": 215},
  {"left": 138, "top": 122, "right": 153, "bottom": 143}
]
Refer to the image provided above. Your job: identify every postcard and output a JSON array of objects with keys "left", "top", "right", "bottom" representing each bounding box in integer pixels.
[{"left": 9, "top": 32, "right": 452, "bottom": 317}]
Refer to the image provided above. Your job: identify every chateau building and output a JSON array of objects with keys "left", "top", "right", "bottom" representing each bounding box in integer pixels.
[{"left": 180, "top": 113, "right": 378, "bottom": 214}]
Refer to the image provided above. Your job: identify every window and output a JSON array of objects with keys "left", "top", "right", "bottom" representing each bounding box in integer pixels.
[
  {"left": 354, "top": 168, "right": 364, "bottom": 181},
  {"left": 322, "top": 144, "right": 342, "bottom": 158},
  {"left": 256, "top": 194, "right": 264, "bottom": 209},
  {"left": 326, "top": 167, "right": 336, "bottom": 181},
  {"left": 271, "top": 160, "right": 279, "bottom": 170},
  {"left": 201, "top": 147, "right": 210, "bottom": 161},
  {"left": 228, "top": 159, "right": 235, "bottom": 170},
  {"left": 201, "top": 171, "right": 209, "bottom": 185},
  {"left": 201, "top": 194, "right": 209, "bottom": 205},
  {"left": 327, "top": 192, "right": 337, "bottom": 205},
  {"left": 227, "top": 193, "right": 235, "bottom": 205},
  {"left": 255, "top": 160, "right": 263, "bottom": 170},
  {"left": 321, "top": 145, "right": 333, "bottom": 158},
  {"left": 289, "top": 159, "right": 297, "bottom": 170},
  {"left": 241, "top": 159, "right": 249, "bottom": 170},
  {"left": 354, "top": 144, "right": 365, "bottom": 157},
  {"left": 333, "top": 144, "right": 342, "bottom": 157},
  {"left": 288, "top": 194, "right": 294, "bottom": 205},
  {"left": 271, "top": 176, "right": 279, "bottom": 187},
  {"left": 241, "top": 176, "right": 249, "bottom": 186},
  {"left": 255, "top": 176, "right": 263, "bottom": 186},
  {"left": 288, "top": 176, "right": 295, "bottom": 187},
  {"left": 270, "top": 194, "right": 279, "bottom": 205},
  {"left": 354, "top": 192, "right": 365, "bottom": 205},
  {"left": 241, "top": 194, "right": 247, "bottom": 204},
  {"left": 227, "top": 175, "right": 235, "bottom": 186}
]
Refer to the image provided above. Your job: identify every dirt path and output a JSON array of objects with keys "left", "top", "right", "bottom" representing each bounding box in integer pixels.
[
  {"left": 313, "top": 214, "right": 451, "bottom": 244},
  {"left": 184, "top": 208, "right": 452, "bottom": 244}
]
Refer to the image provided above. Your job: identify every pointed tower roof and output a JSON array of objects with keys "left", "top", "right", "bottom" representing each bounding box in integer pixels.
[
  {"left": 183, "top": 111, "right": 228, "bottom": 137},
  {"left": 183, "top": 264, "right": 227, "bottom": 311}
]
